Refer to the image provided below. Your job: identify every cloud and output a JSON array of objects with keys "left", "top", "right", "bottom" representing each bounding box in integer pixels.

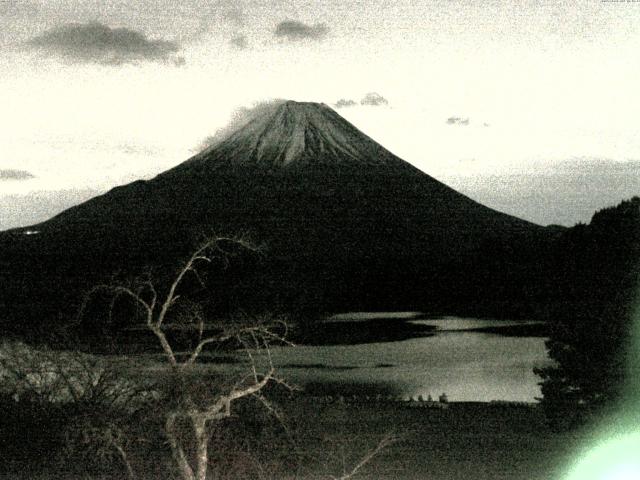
[
  {"left": 230, "top": 34, "right": 248, "bottom": 50},
  {"left": 554, "top": 158, "right": 640, "bottom": 174},
  {"left": 274, "top": 20, "right": 329, "bottom": 41},
  {"left": 0, "top": 169, "right": 35, "bottom": 181},
  {"left": 222, "top": 8, "right": 246, "bottom": 27},
  {"left": 0, "top": 189, "right": 100, "bottom": 231},
  {"left": 0, "top": 0, "right": 39, "bottom": 18},
  {"left": 335, "top": 98, "right": 358, "bottom": 108},
  {"left": 335, "top": 93, "right": 389, "bottom": 108},
  {"left": 360, "top": 92, "right": 389, "bottom": 106},
  {"left": 195, "top": 99, "right": 287, "bottom": 151},
  {"left": 26, "top": 22, "right": 183, "bottom": 65},
  {"left": 446, "top": 116, "right": 470, "bottom": 126}
]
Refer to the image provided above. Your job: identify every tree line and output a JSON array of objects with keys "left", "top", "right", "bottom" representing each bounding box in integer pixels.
[{"left": 536, "top": 196, "right": 640, "bottom": 430}]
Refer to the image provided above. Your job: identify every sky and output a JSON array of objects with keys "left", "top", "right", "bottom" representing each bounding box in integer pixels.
[{"left": 1, "top": 0, "right": 639, "bottom": 229}]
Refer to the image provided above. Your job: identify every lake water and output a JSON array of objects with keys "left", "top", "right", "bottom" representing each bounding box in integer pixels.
[{"left": 262, "top": 315, "right": 553, "bottom": 402}]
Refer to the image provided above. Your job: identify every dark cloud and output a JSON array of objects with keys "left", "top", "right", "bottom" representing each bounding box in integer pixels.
[
  {"left": 335, "top": 99, "right": 358, "bottom": 108},
  {"left": 26, "top": 22, "right": 182, "bottom": 65},
  {"left": 0, "top": 169, "right": 35, "bottom": 180},
  {"left": 446, "top": 116, "right": 470, "bottom": 126},
  {"left": 222, "top": 8, "right": 246, "bottom": 27},
  {"left": 230, "top": 34, "right": 248, "bottom": 50},
  {"left": 360, "top": 92, "right": 388, "bottom": 106},
  {"left": 274, "top": 20, "right": 329, "bottom": 41}
]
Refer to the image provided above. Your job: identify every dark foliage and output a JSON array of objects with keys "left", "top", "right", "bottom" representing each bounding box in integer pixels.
[
  {"left": 0, "top": 390, "right": 297, "bottom": 479},
  {"left": 0, "top": 392, "right": 167, "bottom": 478},
  {"left": 535, "top": 197, "right": 640, "bottom": 430}
]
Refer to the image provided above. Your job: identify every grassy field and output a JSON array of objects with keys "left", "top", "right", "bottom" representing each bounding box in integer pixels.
[
  {"left": 278, "top": 399, "right": 584, "bottom": 480},
  {"left": 0, "top": 393, "right": 585, "bottom": 480}
]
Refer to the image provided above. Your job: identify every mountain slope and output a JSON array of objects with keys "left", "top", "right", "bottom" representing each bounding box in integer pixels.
[
  {"left": 182, "top": 101, "right": 414, "bottom": 169},
  {"left": 0, "top": 101, "right": 556, "bottom": 330}
]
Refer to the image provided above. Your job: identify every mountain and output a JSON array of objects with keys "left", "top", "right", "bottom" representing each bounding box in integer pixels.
[
  {"left": 184, "top": 100, "right": 409, "bottom": 169},
  {"left": 0, "top": 101, "right": 557, "bottom": 333}
]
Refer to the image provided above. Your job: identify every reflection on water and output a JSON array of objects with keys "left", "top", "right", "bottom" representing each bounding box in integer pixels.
[
  {"left": 265, "top": 316, "right": 553, "bottom": 402},
  {"left": 410, "top": 316, "right": 543, "bottom": 331}
]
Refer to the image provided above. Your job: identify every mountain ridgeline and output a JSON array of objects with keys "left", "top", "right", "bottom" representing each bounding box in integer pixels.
[{"left": 2, "top": 101, "right": 561, "bottom": 335}]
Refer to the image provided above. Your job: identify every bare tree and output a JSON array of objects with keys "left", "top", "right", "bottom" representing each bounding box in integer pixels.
[
  {"left": 0, "top": 341, "right": 149, "bottom": 407},
  {"left": 0, "top": 341, "right": 152, "bottom": 479},
  {"left": 80, "top": 236, "right": 292, "bottom": 480},
  {"left": 2, "top": 236, "right": 397, "bottom": 480}
]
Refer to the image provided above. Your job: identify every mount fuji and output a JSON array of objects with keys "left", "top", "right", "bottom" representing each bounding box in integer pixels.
[{"left": 0, "top": 101, "right": 556, "bottom": 328}]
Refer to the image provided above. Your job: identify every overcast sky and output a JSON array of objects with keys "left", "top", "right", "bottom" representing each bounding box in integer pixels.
[{"left": 1, "top": 0, "right": 640, "bottom": 229}]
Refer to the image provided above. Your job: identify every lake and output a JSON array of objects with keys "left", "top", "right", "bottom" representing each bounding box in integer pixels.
[{"left": 260, "top": 314, "right": 553, "bottom": 402}]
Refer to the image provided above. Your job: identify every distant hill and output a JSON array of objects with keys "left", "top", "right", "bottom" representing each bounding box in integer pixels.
[{"left": 0, "top": 101, "right": 559, "bottom": 335}]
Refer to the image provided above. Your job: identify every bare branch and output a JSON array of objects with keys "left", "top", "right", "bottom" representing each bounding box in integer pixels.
[
  {"left": 228, "top": 368, "right": 276, "bottom": 403},
  {"left": 148, "top": 324, "right": 178, "bottom": 367},
  {"left": 70, "top": 235, "right": 288, "bottom": 480},
  {"left": 183, "top": 334, "right": 233, "bottom": 366},
  {"left": 139, "top": 277, "right": 158, "bottom": 313},
  {"left": 156, "top": 237, "right": 225, "bottom": 329},
  {"left": 113, "top": 441, "right": 136, "bottom": 480},
  {"left": 109, "top": 285, "right": 153, "bottom": 318},
  {"left": 329, "top": 434, "right": 399, "bottom": 480}
]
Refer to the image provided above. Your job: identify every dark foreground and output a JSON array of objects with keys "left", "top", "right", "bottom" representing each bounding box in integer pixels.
[
  {"left": 0, "top": 395, "right": 584, "bottom": 480},
  {"left": 286, "top": 399, "right": 582, "bottom": 480}
]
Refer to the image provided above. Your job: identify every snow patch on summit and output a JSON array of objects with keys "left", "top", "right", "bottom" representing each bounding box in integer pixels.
[{"left": 184, "top": 101, "right": 413, "bottom": 170}]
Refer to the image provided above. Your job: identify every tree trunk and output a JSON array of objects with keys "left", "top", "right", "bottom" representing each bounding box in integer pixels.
[
  {"left": 193, "top": 415, "right": 209, "bottom": 480},
  {"left": 166, "top": 413, "right": 196, "bottom": 480}
]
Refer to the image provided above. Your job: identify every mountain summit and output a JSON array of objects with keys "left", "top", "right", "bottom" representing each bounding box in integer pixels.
[
  {"left": 1, "top": 100, "right": 554, "bottom": 327},
  {"left": 182, "top": 101, "right": 410, "bottom": 170}
]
